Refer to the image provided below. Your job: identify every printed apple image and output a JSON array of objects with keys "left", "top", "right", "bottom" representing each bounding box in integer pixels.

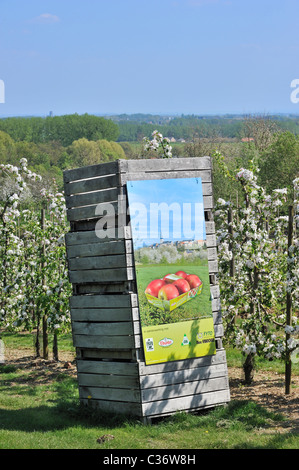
[
  {"left": 175, "top": 271, "right": 188, "bottom": 279},
  {"left": 158, "top": 284, "right": 180, "bottom": 301},
  {"left": 173, "top": 278, "right": 190, "bottom": 294},
  {"left": 145, "top": 279, "right": 166, "bottom": 298},
  {"left": 185, "top": 274, "right": 202, "bottom": 289}
]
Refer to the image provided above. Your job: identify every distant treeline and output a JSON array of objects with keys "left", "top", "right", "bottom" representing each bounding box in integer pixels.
[
  {"left": 112, "top": 114, "right": 299, "bottom": 142},
  {"left": 0, "top": 113, "right": 119, "bottom": 146}
]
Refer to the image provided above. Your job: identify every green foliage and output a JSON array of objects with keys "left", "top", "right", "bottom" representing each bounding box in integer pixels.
[
  {"left": 258, "top": 131, "right": 299, "bottom": 195},
  {"left": 0, "top": 113, "right": 119, "bottom": 146}
]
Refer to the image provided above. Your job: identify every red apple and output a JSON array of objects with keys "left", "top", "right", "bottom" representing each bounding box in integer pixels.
[
  {"left": 173, "top": 278, "right": 190, "bottom": 294},
  {"left": 158, "top": 284, "right": 180, "bottom": 300},
  {"left": 175, "top": 271, "right": 188, "bottom": 279},
  {"left": 145, "top": 279, "right": 166, "bottom": 297},
  {"left": 185, "top": 274, "right": 202, "bottom": 289}
]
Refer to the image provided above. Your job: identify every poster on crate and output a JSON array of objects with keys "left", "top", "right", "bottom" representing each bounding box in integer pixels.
[{"left": 126, "top": 177, "right": 216, "bottom": 365}]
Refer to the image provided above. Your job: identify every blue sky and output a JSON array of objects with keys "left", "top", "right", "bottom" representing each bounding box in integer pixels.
[
  {"left": 1, "top": 0, "right": 299, "bottom": 116},
  {"left": 126, "top": 178, "right": 206, "bottom": 247}
]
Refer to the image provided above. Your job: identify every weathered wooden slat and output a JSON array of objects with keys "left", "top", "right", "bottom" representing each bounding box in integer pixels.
[
  {"left": 77, "top": 372, "right": 139, "bottom": 389},
  {"left": 68, "top": 253, "right": 134, "bottom": 271},
  {"left": 66, "top": 198, "right": 126, "bottom": 222},
  {"left": 141, "top": 376, "right": 228, "bottom": 402},
  {"left": 73, "top": 333, "right": 141, "bottom": 349},
  {"left": 69, "top": 267, "right": 135, "bottom": 283},
  {"left": 72, "top": 320, "right": 141, "bottom": 336},
  {"left": 79, "top": 385, "right": 141, "bottom": 403},
  {"left": 139, "top": 363, "right": 228, "bottom": 389},
  {"left": 63, "top": 160, "right": 119, "bottom": 184},
  {"left": 121, "top": 171, "right": 213, "bottom": 186},
  {"left": 76, "top": 359, "right": 138, "bottom": 376},
  {"left": 65, "top": 228, "right": 131, "bottom": 246},
  {"left": 138, "top": 349, "right": 227, "bottom": 376},
  {"left": 79, "top": 398, "right": 142, "bottom": 416},
  {"left": 67, "top": 239, "right": 132, "bottom": 259},
  {"left": 119, "top": 157, "right": 211, "bottom": 173},
  {"left": 74, "top": 281, "right": 136, "bottom": 295},
  {"left": 80, "top": 349, "right": 137, "bottom": 361},
  {"left": 205, "top": 221, "right": 215, "bottom": 234},
  {"left": 207, "top": 247, "right": 218, "bottom": 261},
  {"left": 206, "top": 234, "right": 217, "bottom": 247},
  {"left": 208, "top": 260, "right": 218, "bottom": 273},
  {"left": 66, "top": 187, "right": 119, "bottom": 209},
  {"left": 70, "top": 307, "right": 139, "bottom": 322},
  {"left": 65, "top": 174, "right": 119, "bottom": 197},
  {"left": 70, "top": 293, "right": 138, "bottom": 309},
  {"left": 142, "top": 389, "right": 230, "bottom": 417}
]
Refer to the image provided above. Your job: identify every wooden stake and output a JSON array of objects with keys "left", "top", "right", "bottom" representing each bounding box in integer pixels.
[{"left": 285, "top": 205, "right": 294, "bottom": 394}]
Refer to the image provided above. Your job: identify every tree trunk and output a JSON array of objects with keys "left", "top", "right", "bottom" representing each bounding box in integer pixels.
[
  {"left": 243, "top": 352, "right": 255, "bottom": 385},
  {"left": 53, "top": 330, "right": 59, "bottom": 361}
]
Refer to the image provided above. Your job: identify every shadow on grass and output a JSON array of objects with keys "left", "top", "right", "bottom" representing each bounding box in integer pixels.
[{"left": 0, "top": 397, "right": 285, "bottom": 434}]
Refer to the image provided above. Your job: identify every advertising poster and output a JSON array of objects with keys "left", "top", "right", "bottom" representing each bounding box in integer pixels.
[{"left": 126, "top": 177, "right": 216, "bottom": 365}]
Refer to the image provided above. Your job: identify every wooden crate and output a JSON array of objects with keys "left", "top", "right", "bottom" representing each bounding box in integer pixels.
[{"left": 63, "top": 157, "right": 230, "bottom": 422}]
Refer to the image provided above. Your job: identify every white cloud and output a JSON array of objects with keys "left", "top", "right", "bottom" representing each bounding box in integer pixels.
[{"left": 30, "top": 13, "right": 61, "bottom": 24}]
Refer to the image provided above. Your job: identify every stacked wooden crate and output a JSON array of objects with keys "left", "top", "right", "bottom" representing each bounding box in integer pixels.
[{"left": 63, "top": 157, "right": 230, "bottom": 422}]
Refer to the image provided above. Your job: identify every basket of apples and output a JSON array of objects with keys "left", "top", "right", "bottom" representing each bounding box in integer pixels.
[{"left": 144, "top": 271, "right": 202, "bottom": 312}]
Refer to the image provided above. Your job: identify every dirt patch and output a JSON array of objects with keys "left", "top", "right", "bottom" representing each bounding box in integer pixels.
[
  {"left": 228, "top": 367, "right": 299, "bottom": 434},
  {"left": 2, "top": 348, "right": 299, "bottom": 433}
]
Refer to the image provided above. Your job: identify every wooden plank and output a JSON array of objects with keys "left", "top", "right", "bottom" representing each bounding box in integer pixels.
[
  {"left": 65, "top": 174, "right": 119, "bottom": 197},
  {"left": 141, "top": 376, "right": 228, "bottom": 402},
  {"left": 122, "top": 172, "right": 213, "bottom": 186},
  {"left": 139, "top": 362, "right": 228, "bottom": 388},
  {"left": 69, "top": 267, "right": 135, "bottom": 283},
  {"left": 205, "top": 221, "right": 215, "bottom": 235},
  {"left": 74, "top": 281, "right": 136, "bottom": 295},
  {"left": 80, "top": 349, "right": 136, "bottom": 361},
  {"left": 214, "top": 323, "right": 223, "bottom": 337},
  {"left": 119, "top": 157, "right": 211, "bottom": 173},
  {"left": 66, "top": 198, "right": 126, "bottom": 222},
  {"left": 67, "top": 239, "right": 132, "bottom": 259},
  {"left": 142, "top": 389, "right": 230, "bottom": 417},
  {"left": 79, "top": 398, "right": 142, "bottom": 416},
  {"left": 207, "top": 247, "right": 218, "bottom": 261},
  {"left": 65, "top": 228, "right": 132, "bottom": 246},
  {"left": 65, "top": 187, "right": 119, "bottom": 209},
  {"left": 72, "top": 320, "right": 141, "bottom": 336},
  {"left": 70, "top": 293, "right": 138, "bottom": 309},
  {"left": 68, "top": 254, "right": 133, "bottom": 270},
  {"left": 63, "top": 160, "right": 119, "bottom": 184},
  {"left": 138, "top": 349, "right": 227, "bottom": 376},
  {"left": 71, "top": 307, "right": 139, "bottom": 322},
  {"left": 76, "top": 359, "right": 138, "bottom": 376},
  {"left": 79, "top": 385, "right": 141, "bottom": 402},
  {"left": 73, "top": 333, "right": 141, "bottom": 349},
  {"left": 206, "top": 234, "right": 217, "bottom": 247},
  {"left": 77, "top": 372, "right": 139, "bottom": 389}
]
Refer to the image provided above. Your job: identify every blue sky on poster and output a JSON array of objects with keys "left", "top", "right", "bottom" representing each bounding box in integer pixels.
[
  {"left": 126, "top": 178, "right": 206, "bottom": 248},
  {"left": 0, "top": 0, "right": 299, "bottom": 117}
]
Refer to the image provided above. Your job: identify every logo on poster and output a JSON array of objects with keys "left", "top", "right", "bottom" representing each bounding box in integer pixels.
[{"left": 159, "top": 337, "right": 174, "bottom": 347}]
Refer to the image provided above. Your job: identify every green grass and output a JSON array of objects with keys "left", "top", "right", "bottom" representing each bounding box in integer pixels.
[{"left": 0, "top": 332, "right": 298, "bottom": 449}]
